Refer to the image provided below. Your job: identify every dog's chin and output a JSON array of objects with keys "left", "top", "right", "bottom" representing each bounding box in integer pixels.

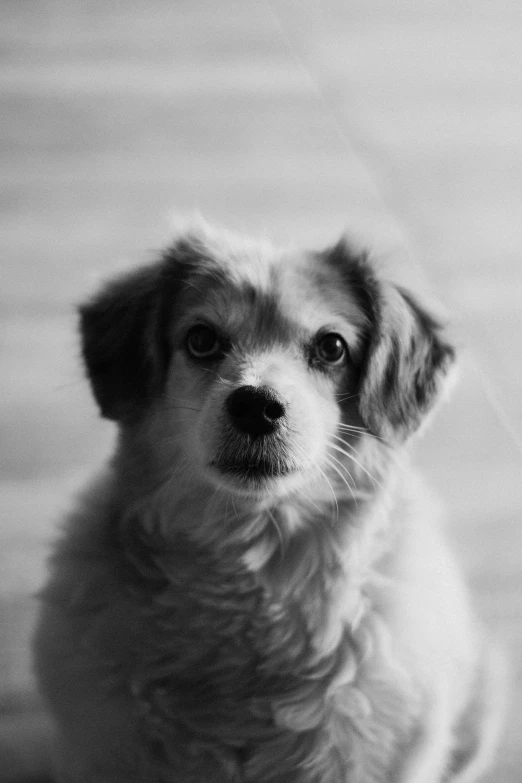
[{"left": 206, "top": 457, "right": 296, "bottom": 499}]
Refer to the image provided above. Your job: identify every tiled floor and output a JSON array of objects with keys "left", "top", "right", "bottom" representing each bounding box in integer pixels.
[{"left": 1, "top": 2, "right": 521, "bottom": 780}]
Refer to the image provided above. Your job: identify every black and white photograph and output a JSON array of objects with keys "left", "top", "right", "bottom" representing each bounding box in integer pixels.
[{"left": 1, "top": 3, "right": 520, "bottom": 781}]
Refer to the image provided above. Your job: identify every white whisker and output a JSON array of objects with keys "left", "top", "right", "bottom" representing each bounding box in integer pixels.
[
  {"left": 322, "top": 454, "right": 357, "bottom": 506},
  {"left": 326, "top": 451, "right": 357, "bottom": 490},
  {"left": 334, "top": 392, "right": 360, "bottom": 402},
  {"left": 337, "top": 423, "right": 385, "bottom": 442},
  {"left": 293, "top": 486, "right": 324, "bottom": 517},
  {"left": 329, "top": 437, "right": 383, "bottom": 490},
  {"left": 336, "top": 423, "right": 368, "bottom": 435},
  {"left": 267, "top": 507, "right": 285, "bottom": 555},
  {"left": 309, "top": 458, "right": 339, "bottom": 523},
  {"left": 321, "top": 467, "right": 340, "bottom": 523}
]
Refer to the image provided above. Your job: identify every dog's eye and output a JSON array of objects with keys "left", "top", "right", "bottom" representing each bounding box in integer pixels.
[
  {"left": 314, "top": 333, "right": 347, "bottom": 364},
  {"left": 186, "top": 325, "right": 222, "bottom": 359}
]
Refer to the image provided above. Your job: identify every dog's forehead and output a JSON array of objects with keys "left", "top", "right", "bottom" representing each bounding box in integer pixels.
[
  {"left": 176, "top": 244, "right": 365, "bottom": 346},
  {"left": 278, "top": 251, "right": 365, "bottom": 333}
]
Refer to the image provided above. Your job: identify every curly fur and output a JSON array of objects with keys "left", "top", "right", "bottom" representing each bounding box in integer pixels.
[{"left": 33, "top": 219, "right": 504, "bottom": 782}]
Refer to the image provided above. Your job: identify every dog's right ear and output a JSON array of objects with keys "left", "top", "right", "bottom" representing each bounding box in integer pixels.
[{"left": 79, "top": 262, "right": 169, "bottom": 422}]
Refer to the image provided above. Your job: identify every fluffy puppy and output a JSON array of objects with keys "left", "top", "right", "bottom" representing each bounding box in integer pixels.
[{"left": 34, "top": 220, "right": 503, "bottom": 783}]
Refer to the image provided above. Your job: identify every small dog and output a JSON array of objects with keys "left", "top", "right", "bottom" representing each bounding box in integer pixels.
[{"left": 34, "top": 220, "right": 503, "bottom": 783}]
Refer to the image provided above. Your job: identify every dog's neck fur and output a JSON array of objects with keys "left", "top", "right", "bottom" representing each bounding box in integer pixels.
[{"left": 110, "top": 428, "right": 402, "bottom": 660}]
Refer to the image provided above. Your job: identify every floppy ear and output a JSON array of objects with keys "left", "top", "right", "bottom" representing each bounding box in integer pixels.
[
  {"left": 79, "top": 262, "right": 169, "bottom": 422},
  {"left": 327, "top": 241, "right": 456, "bottom": 442},
  {"left": 358, "top": 280, "right": 456, "bottom": 442}
]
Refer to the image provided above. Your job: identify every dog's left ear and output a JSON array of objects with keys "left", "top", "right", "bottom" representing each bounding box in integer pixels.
[
  {"left": 359, "top": 284, "right": 456, "bottom": 441},
  {"left": 79, "top": 262, "right": 168, "bottom": 422},
  {"left": 328, "top": 242, "right": 456, "bottom": 442}
]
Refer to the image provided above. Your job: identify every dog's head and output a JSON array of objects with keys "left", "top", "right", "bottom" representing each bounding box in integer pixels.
[{"left": 80, "top": 220, "right": 455, "bottom": 504}]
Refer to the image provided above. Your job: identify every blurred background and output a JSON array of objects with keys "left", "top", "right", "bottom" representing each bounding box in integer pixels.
[{"left": 1, "top": 1, "right": 521, "bottom": 780}]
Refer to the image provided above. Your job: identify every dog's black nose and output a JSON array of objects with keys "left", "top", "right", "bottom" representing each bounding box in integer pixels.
[{"left": 226, "top": 385, "right": 285, "bottom": 437}]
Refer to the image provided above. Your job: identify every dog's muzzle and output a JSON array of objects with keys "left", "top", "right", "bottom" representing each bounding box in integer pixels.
[
  {"left": 226, "top": 385, "right": 286, "bottom": 438},
  {"left": 209, "top": 385, "right": 290, "bottom": 483}
]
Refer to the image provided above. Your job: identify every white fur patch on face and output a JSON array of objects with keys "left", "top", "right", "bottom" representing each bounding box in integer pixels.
[{"left": 196, "top": 348, "right": 339, "bottom": 499}]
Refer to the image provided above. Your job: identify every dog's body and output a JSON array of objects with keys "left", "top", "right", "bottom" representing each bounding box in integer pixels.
[{"left": 34, "top": 221, "right": 503, "bottom": 782}]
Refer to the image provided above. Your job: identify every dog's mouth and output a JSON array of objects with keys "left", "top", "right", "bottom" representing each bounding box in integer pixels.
[{"left": 211, "top": 456, "right": 291, "bottom": 480}]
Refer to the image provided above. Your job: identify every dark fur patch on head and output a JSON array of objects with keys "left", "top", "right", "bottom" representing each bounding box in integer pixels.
[
  {"left": 325, "top": 240, "right": 455, "bottom": 442},
  {"left": 80, "top": 263, "right": 165, "bottom": 422},
  {"left": 79, "top": 240, "right": 199, "bottom": 422},
  {"left": 325, "top": 241, "right": 382, "bottom": 327},
  {"left": 162, "top": 235, "right": 228, "bottom": 288},
  {"left": 236, "top": 281, "right": 297, "bottom": 352}
]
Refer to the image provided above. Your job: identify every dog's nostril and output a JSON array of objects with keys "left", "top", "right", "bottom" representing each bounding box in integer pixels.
[
  {"left": 227, "top": 388, "right": 251, "bottom": 420},
  {"left": 264, "top": 400, "right": 285, "bottom": 422},
  {"left": 226, "top": 385, "right": 285, "bottom": 436}
]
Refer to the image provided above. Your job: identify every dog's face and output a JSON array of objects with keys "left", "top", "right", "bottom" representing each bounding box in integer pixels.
[
  {"left": 80, "top": 221, "right": 455, "bottom": 505},
  {"left": 158, "top": 237, "right": 368, "bottom": 500}
]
